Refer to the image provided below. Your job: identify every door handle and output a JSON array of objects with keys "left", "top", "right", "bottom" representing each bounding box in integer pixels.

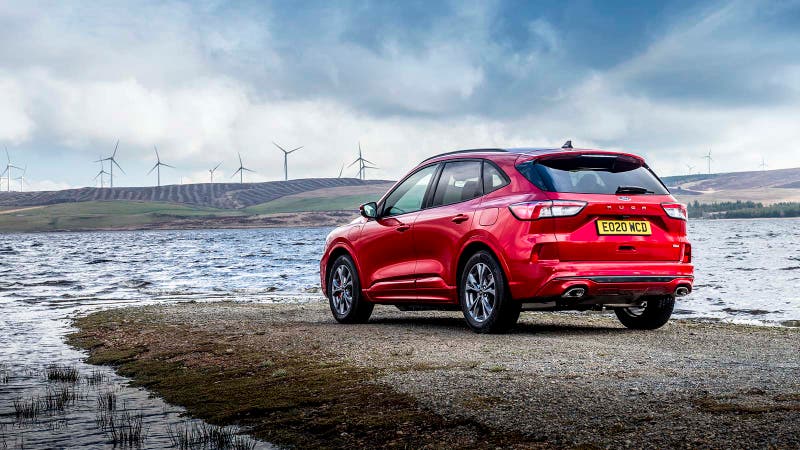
[
  {"left": 451, "top": 214, "right": 469, "bottom": 224},
  {"left": 396, "top": 224, "right": 411, "bottom": 232}
]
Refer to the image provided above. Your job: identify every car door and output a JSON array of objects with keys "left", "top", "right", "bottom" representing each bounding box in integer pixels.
[
  {"left": 413, "top": 160, "right": 484, "bottom": 302},
  {"left": 358, "top": 164, "right": 439, "bottom": 302}
]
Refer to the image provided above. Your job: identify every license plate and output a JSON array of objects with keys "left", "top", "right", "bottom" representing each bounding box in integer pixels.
[{"left": 596, "top": 220, "right": 652, "bottom": 235}]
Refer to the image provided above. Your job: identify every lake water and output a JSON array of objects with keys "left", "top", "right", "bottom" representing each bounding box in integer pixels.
[{"left": 1, "top": 220, "right": 799, "bottom": 448}]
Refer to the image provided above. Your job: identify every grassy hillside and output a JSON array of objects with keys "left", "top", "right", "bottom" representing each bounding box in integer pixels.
[
  {"left": 663, "top": 167, "right": 800, "bottom": 207},
  {"left": 244, "top": 183, "right": 392, "bottom": 215},
  {"left": 0, "top": 181, "right": 393, "bottom": 232},
  {"left": 0, "top": 201, "right": 244, "bottom": 232},
  {"left": 0, "top": 178, "right": 391, "bottom": 210}
]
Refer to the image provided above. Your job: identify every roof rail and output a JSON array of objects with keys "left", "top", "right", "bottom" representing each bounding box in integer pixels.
[{"left": 420, "top": 148, "right": 507, "bottom": 164}]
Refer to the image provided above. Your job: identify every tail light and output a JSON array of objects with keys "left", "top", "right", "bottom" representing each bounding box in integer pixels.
[
  {"left": 509, "top": 200, "right": 587, "bottom": 220},
  {"left": 662, "top": 203, "right": 688, "bottom": 220},
  {"left": 682, "top": 243, "right": 692, "bottom": 263}
]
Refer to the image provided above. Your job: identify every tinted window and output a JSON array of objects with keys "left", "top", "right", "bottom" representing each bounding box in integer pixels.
[
  {"left": 382, "top": 164, "right": 438, "bottom": 216},
  {"left": 431, "top": 161, "right": 483, "bottom": 207},
  {"left": 516, "top": 155, "right": 669, "bottom": 195},
  {"left": 482, "top": 161, "right": 509, "bottom": 194}
]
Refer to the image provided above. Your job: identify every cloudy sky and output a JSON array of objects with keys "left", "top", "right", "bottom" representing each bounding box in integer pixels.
[{"left": 1, "top": 0, "right": 798, "bottom": 190}]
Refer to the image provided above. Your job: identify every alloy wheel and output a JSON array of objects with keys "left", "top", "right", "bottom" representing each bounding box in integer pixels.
[
  {"left": 331, "top": 264, "right": 353, "bottom": 316},
  {"left": 464, "top": 262, "right": 496, "bottom": 323}
]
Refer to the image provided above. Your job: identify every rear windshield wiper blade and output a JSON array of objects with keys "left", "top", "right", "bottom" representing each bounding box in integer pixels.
[{"left": 615, "top": 186, "right": 654, "bottom": 194}]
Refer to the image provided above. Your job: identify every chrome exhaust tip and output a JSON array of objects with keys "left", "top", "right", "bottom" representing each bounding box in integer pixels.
[
  {"left": 562, "top": 287, "right": 587, "bottom": 299},
  {"left": 675, "top": 286, "right": 690, "bottom": 297}
]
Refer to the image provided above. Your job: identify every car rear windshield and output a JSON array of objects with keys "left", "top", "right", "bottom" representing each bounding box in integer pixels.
[{"left": 516, "top": 154, "right": 669, "bottom": 195}]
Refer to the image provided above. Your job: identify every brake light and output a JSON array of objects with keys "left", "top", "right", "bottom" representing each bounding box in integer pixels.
[
  {"left": 509, "top": 200, "right": 587, "bottom": 220},
  {"left": 683, "top": 243, "right": 692, "bottom": 263},
  {"left": 662, "top": 203, "right": 688, "bottom": 220}
]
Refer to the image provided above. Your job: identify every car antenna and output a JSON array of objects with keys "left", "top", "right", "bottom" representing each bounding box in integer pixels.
[{"left": 561, "top": 140, "right": 573, "bottom": 149}]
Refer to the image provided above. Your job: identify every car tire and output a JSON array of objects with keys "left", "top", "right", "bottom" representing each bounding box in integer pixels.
[
  {"left": 459, "top": 250, "right": 520, "bottom": 334},
  {"left": 327, "top": 255, "right": 374, "bottom": 324},
  {"left": 614, "top": 296, "right": 675, "bottom": 330}
]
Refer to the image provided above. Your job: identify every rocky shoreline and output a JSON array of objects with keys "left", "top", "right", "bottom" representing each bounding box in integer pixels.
[{"left": 69, "top": 301, "right": 800, "bottom": 449}]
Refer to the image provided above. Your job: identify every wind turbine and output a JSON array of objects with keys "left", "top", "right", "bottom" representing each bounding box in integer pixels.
[
  {"left": 209, "top": 162, "right": 221, "bottom": 183},
  {"left": 93, "top": 156, "right": 109, "bottom": 188},
  {"left": 347, "top": 142, "right": 378, "bottom": 180},
  {"left": 148, "top": 146, "right": 175, "bottom": 187},
  {"left": 96, "top": 140, "right": 125, "bottom": 187},
  {"left": 94, "top": 164, "right": 110, "bottom": 188},
  {"left": 760, "top": 157, "right": 767, "bottom": 171},
  {"left": 703, "top": 149, "right": 712, "bottom": 174},
  {"left": 686, "top": 164, "right": 695, "bottom": 175},
  {"left": 273, "top": 142, "right": 303, "bottom": 181},
  {"left": 1, "top": 147, "right": 23, "bottom": 192},
  {"left": 231, "top": 152, "right": 254, "bottom": 184},
  {"left": 15, "top": 166, "right": 26, "bottom": 191}
]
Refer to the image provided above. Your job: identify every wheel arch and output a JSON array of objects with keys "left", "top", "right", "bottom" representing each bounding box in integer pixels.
[
  {"left": 454, "top": 238, "right": 509, "bottom": 293},
  {"left": 326, "top": 244, "right": 357, "bottom": 284}
]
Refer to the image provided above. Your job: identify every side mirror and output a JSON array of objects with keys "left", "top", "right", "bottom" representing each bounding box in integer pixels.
[{"left": 359, "top": 202, "right": 378, "bottom": 219}]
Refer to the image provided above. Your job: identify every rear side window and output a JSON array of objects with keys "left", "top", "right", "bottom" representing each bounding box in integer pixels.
[
  {"left": 516, "top": 154, "right": 669, "bottom": 195},
  {"left": 483, "top": 161, "right": 509, "bottom": 194},
  {"left": 431, "top": 160, "right": 483, "bottom": 207}
]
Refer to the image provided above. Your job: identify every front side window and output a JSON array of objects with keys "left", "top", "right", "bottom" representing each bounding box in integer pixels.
[
  {"left": 382, "top": 164, "right": 438, "bottom": 216},
  {"left": 431, "top": 160, "right": 483, "bottom": 207}
]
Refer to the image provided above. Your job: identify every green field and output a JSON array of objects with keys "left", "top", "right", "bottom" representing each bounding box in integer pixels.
[
  {"left": 244, "top": 193, "right": 374, "bottom": 215},
  {"left": 0, "top": 201, "right": 244, "bottom": 232}
]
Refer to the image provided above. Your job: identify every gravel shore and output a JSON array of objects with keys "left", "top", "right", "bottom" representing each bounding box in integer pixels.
[{"left": 70, "top": 301, "right": 800, "bottom": 449}]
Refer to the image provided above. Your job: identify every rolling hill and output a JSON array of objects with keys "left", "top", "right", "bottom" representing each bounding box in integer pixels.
[
  {"left": 663, "top": 167, "right": 800, "bottom": 205},
  {"left": 0, "top": 179, "right": 394, "bottom": 232},
  {"left": 0, "top": 178, "right": 391, "bottom": 210}
]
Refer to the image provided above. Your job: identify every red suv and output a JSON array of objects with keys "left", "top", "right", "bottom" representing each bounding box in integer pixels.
[{"left": 320, "top": 144, "right": 693, "bottom": 333}]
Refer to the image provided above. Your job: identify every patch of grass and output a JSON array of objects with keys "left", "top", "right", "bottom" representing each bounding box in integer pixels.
[
  {"left": 694, "top": 396, "right": 800, "bottom": 414},
  {"left": 42, "top": 385, "right": 79, "bottom": 412},
  {"left": 45, "top": 364, "right": 79, "bottom": 383},
  {"left": 168, "top": 421, "right": 256, "bottom": 450},
  {"left": 270, "top": 369, "right": 288, "bottom": 378},
  {"left": 13, "top": 395, "right": 43, "bottom": 421},
  {"left": 244, "top": 194, "right": 373, "bottom": 214},
  {"left": 97, "top": 389, "right": 117, "bottom": 412},
  {"left": 100, "top": 409, "right": 147, "bottom": 447},
  {"left": 13, "top": 385, "right": 80, "bottom": 421},
  {"left": 774, "top": 393, "right": 800, "bottom": 402},
  {"left": 0, "top": 200, "right": 244, "bottom": 232},
  {"left": 85, "top": 369, "right": 107, "bottom": 386}
]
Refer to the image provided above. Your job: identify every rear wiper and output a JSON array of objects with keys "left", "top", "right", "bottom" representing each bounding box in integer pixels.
[{"left": 615, "top": 186, "right": 653, "bottom": 194}]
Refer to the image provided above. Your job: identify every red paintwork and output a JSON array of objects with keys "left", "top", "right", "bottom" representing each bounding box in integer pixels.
[{"left": 320, "top": 148, "right": 694, "bottom": 307}]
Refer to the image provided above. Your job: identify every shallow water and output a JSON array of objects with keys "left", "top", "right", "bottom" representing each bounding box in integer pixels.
[
  {"left": 685, "top": 218, "right": 800, "bottom": 325},
  {"left": 0, "top": 221, "right": 798, "bottom": 447}
]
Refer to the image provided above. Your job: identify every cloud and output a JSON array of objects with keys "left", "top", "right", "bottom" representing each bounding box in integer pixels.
[
  {"left": 0, "top": 75, "right": 34, "bottom": 142},
  {"left": 0, "top": 0, "right": 799, "bottom": 190}
]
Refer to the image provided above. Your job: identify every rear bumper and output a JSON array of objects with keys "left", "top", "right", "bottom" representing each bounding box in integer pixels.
[{"left": 509, "top": 261, "right": 694, "bottom": 302}]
